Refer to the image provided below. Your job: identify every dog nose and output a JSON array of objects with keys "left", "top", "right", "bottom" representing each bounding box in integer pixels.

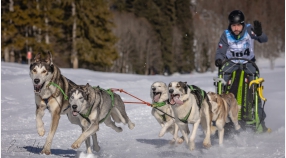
[
  {"left": 169, "top": 89, "right": 174, "bottom": 93},
  {"left": 34, "top": 79, "right": 40, "bottom": 84},
  {"left": 152, "top": 87, "right": 156, "bottom": 91},
  {"left": 72, "top": 105, "right": 77, "bottom": 109}
]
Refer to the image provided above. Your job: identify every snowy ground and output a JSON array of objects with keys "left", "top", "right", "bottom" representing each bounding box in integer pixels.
[{"left": 1, "top": 56, "right": 285, "bottom": 158}]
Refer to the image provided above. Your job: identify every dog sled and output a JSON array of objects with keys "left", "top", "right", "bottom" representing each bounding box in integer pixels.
[{"left": 213, "top": 58, "right": 268, "bottom": 134}]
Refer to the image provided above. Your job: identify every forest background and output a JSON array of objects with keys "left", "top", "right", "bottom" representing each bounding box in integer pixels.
[{"left": 1, "top": 0, "right": 285, "bottom": 75}]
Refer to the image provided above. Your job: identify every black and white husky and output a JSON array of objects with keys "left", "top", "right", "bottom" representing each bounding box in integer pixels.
[
  {"left": 29, "top": 51, "right": 74, "bottom": 155},
  {"left": 68, "top": 83, "right": 135, "bottom": 154}
]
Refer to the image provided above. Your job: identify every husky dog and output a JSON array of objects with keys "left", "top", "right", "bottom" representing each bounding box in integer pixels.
[
  {"left": 68, "top": 83, "right": 135, "bottom": 153},
  {"left": 207, "top": 92, "right": 241, "bottom": 145},
  {"left": 168, "top": 81, "right": 212, "bottom": 151},
  {"left": 150, "top": 81, "right": 183, "bottom": 144},
  {"left": 29, "top": 51, "right": 73, "bottom": 155}
]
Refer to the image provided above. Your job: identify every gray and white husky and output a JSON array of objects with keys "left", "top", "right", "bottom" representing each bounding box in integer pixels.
[
  {"left": 29, "top": 51, "right": 73, "bottom": 155},
  {"left": 150, "top": 81, "right": 183, "bottom": 144},
  {"left": 68, "top": 83, "right": 135, "bottom": 154}
]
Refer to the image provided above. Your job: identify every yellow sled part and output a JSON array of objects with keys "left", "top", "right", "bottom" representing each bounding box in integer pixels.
[
  {"left": 249, "top": 78, "right": 267, "bottom": 101},
  {"left": 266, "top": 128, "right": 272, "bottom": 133},
  {"left": 249, "top": 77, "right": 264, "bottom": 88},
  {"left": 258, "top": 86, "right": 267, "bottom": 101}
]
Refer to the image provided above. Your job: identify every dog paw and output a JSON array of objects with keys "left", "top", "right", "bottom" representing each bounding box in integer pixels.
[
  {"left": 203, "top": 142, "right": 211, "bottom": 149},
  {"left": 87, "top": 148, "right": 93, "bottom": 154},
  {"left": 189, "top": 144, "right": 195, "bottom": 151},
  {"left": 40, "top": 149, "right": 51, "bottom": 155},
  {"left": 37, "top": 128, "right": 45, "bottom": 136},
  {"left": 93, "top": 145, "right": 100, "bottom": 152},
  {"left": 116, "top": 127, "right": 123, "bottom": 132},
  {"left": 128, "top": 122, "right": 135, "bottom": 130},
  {"left": 188, "top": 141, "right": 196, "bottom": 151},
  {"left": 235, "top": 125, "right": 241, "bottom": 131},
  {"left": 71, "top": 142, "right": 81, "bottom": 149},
  {"left": 176, "top": 137, "right": 184, "bottom": 144}
]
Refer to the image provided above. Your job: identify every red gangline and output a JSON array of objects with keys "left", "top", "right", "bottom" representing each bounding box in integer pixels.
[{"left": 110, "top": 88, "right": 151, "bottom": 106}]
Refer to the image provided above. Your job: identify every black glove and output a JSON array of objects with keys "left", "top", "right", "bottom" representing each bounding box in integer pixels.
[
  {"left": 215, "top": 59, "right": 222, "bottom": 67},
  {"left": 252, "top": 20, "right": 262, "bottom": 36}
]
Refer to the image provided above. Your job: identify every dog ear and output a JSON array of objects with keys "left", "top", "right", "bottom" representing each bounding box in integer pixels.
[
  {"left": 84, "top": 83, "right": 90, "bottom": 94},
  {"left": 183, "top": 82, "right": 188, "bottom": 94},
  {"left": 46, "top": 51, "right": 53, "bottom": 66},
  {"left": 32, "top": 52, "right": 41, "bottom": 63},
  {"left": 68, "top": 86, "right": 77, "bottom": 97}
]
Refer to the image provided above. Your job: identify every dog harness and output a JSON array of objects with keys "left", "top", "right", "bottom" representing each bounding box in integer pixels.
[
  {"left": 152, "top": 100, "right": 173, "bottom": 121},
  {"left": 79, "top": 87, "right": 115, "bottom": 124},
  {"left": 41, "top": 81, "right": 69, "bottom": 110},
  {"left": 178, "top": 85, "right": 207, "bottom": 123}
]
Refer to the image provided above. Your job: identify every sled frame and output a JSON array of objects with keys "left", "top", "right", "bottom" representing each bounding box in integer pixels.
[{"left": 215, "top": 58, "right": 264, "bottom": 133}]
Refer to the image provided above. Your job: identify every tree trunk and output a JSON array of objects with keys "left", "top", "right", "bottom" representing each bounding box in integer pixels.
[
  {"left": 6, "top": 0, "right": 14, "bottom": 62},
  {"left": 9, "top": 49, "right": 15, "bottom": 62},
  {"left": 45, "top": 17, "right": 49, "bottom": 44},
  {"left": 4, "top": 47, "right": 9, "bottom": 62},
  {"left": 44, "top": 5, "right": 49, "bottom": 44},
  {"left": 71, "top": 1, "right": 78, "bottom": 69}
]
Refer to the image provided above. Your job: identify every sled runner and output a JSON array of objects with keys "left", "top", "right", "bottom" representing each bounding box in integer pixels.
[{"left": 213, "top": 58, "right": 267, "bottom": 133}]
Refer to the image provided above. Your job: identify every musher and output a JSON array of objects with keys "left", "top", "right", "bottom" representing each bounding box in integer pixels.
[{"left": 214, "top": 10, "right": 270, "bottom": 132}]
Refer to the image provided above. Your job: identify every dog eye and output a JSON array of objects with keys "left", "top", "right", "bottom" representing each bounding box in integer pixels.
[
  {"left": 42, "top": 70, "right": 47, "bottom": 73},
  {"left": 79, "top": 97, "right": 83, "bottom": 100},
  {"left": 71, "top": 96, "right": 74, "bottom": 99},
  {"left": 33, "top": 69, "right": 37, "bottom": 72}
]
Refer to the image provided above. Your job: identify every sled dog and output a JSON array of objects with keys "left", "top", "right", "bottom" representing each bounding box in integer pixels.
[
  {"left": 168, "top": 81, "right": 212, "bottom": 151},
  {"left": 29, "top": 51, "right": 73, "bottom": 155},
  {"left": 150, "top": 81, "right": 183, "bottom": 144},
  {"left": 207, "top": 92, "right": 241, "bottom": 145},
  {"left": 68, "top": 83, "right": 135, "bottom": 153}
]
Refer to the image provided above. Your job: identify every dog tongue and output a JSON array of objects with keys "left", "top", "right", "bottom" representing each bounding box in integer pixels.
[
  {"left": 153, "top": 93, "right": 160, "bottom": 102},
  {"left": 73, "top": 111, "right": 78, "bottom": 116},
  {"left": 174, "top": 96, "right": 184, "bottom": 105}
]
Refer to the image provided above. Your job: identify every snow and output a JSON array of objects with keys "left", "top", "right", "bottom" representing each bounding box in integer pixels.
[{"left": 1, "top": 56, "right": 285, "bottom": 158}]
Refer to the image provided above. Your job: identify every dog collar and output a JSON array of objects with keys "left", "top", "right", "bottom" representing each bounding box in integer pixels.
[{"left": 152, "top": 101, "right": 167, "bottom": 108}]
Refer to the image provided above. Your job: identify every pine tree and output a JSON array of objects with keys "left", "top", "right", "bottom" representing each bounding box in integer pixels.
[
  {"left": 62, "top": 0, "right": 118, "bottom": 70},
  {"left": 174, "top": 0, "right": 194, "bottom": 72},
  {"left": 1, "top": 0, "right": 64, "bottom": 63},
  {"left": 38, "top": 0, "right": 64, "bottom": 51}
]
